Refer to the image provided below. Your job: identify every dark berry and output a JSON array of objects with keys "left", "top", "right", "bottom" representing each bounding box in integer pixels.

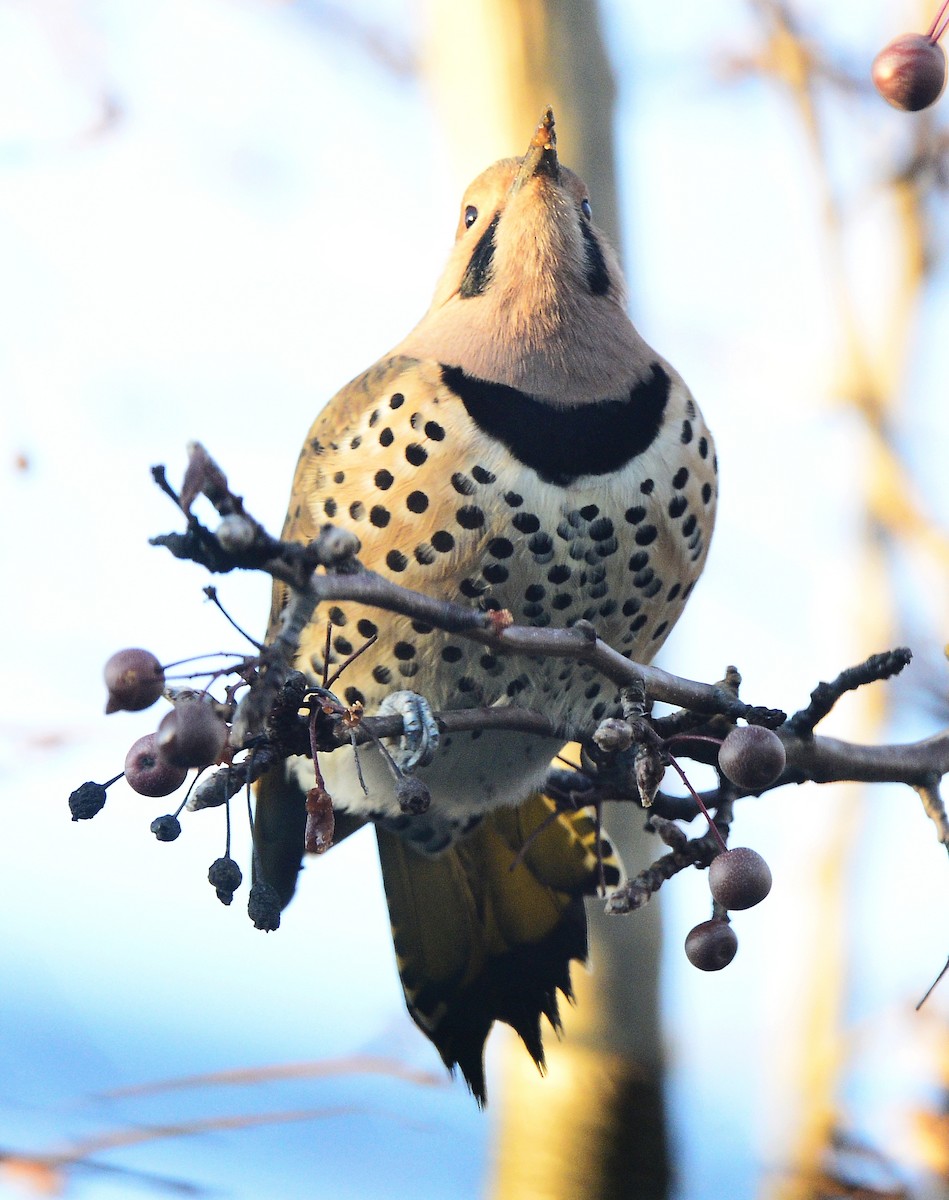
[
  {"left": 68, "top": 780, "right": 108, "bottom": 821},
  {"left": 150, "top": 813, "right": 182, "bottom": 842},
  {"left": 248, "top": 881, "right": 282, "bottom": 931},
  {"left": 157, "top": 700, "right": 227, "bottom": 769},
  {"left": 125, "top": 734, "right": 188, "bottom": 798},
  {"left": 708, "top": 847, "right": 772, "bottom": 911},
  {"left": 685, "top": 919, "right": 738, "bottom": 971},
  {"left": 718, "top": 725, "right": 786, "bottom": 790},
  {"left": 872, "top": 34, "right": 947, "bottom": 111},
  {"left": 208, "top": 856, "right": 243, "bottom": 905},
  {"left": 104, "top": 648, "right": 165, "bottom": 714}
]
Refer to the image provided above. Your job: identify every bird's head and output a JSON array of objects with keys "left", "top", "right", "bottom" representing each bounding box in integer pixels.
[{"left": 397, "top": 109, "right": 654, "bottom": 403}]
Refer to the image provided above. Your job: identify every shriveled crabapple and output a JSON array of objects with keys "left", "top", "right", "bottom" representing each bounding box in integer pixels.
[
  {"left": 872, "top": 33, "right": 947, "bottom": 111},
  {"left": 685, "top": 919, "right": 738, "bottom": 971},
  {"left": 718, "top": 725, "right": 786, "bottom": 791},
  {"left": 157, "top": 698, "right": 228, "bottom": 769},
  {"left": 708, "top": 846, "right": 772, "bottom": 911},
  {"left": 150, "top": 813, "right": 182, "bottom": 841},
  {"left": 104, "top": 648, "right": 165, "bottom": 714},
  {"left": 125, "top": 733, "right": 188, "bottom": 798},
  {"left": 208, "top": 856, "right": 243, "bottom": 905}
]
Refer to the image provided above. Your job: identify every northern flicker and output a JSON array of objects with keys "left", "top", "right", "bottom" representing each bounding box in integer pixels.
[{"left": 255, "top": 109, "right": 717, "bottom": 1103}]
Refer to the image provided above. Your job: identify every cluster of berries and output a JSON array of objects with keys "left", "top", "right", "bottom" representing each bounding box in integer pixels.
[
  {"left": 683, "top": 725, "right": 785, "bottom": 973},
  {"left": 68, "top": 648, "right": 244, "bottom": 906}
]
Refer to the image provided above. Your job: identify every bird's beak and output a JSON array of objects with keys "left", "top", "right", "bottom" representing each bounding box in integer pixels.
[{"left": 510, "top": 107, "right": 560, "bottom": 193}]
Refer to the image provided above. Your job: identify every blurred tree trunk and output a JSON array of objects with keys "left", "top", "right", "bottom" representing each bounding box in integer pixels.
[{"left": 418, "top": 4, "right": 669, "bottom": 1197}]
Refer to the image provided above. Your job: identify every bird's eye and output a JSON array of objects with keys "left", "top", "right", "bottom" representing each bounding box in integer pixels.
[
  {"left": 464, "top": 205, "right": 478, "bottom": 229},
  {"left": 580, "top": 198, "right": 593, "bottom": 220}
]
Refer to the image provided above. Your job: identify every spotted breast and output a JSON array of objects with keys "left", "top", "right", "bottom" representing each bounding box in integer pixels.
[{"left": 254, "top": 109, "right": 716, "bottom": 1103}]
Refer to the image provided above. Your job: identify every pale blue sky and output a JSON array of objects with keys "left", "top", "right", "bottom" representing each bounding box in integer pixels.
[{"left": 1, "top": 2, "right": 948, "bottom": 1197}]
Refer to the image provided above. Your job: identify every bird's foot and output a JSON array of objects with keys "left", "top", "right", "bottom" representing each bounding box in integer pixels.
[{"left": 377, "top": 690, "right": 440, "bottom": 772}]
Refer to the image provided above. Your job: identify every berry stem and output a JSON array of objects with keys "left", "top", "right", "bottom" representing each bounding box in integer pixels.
[
  {"left": 927, "top": 0, "right": 949, "bottom": 42},
  {"left": 666, "top": 753, "right": 729, "bottom": 854}
]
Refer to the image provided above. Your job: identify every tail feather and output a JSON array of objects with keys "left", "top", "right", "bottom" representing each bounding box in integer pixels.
[{"left": 376, "top": 792, "right": 621, "bottom": 1105}]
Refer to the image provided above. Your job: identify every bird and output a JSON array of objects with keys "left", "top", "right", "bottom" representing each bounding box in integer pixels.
[{"left": 254, "top": 108, "right": 717, "bottom": 1104}]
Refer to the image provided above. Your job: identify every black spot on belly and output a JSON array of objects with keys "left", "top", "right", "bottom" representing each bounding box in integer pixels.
[
  {"left": 324, "top": 498, "right": 337, "bottom": 517},
  {"left": 635, "top": 525, "right": 658, "bottom": 546},
  {"left": 358, "top": 619, "right": 377, "bottom": 638},
  {"left": 374, "top": 469, "right": 394, "bottom": 491},
  {"left": 425, "top": 421, "right": 445, "bottom": 441},
  {"left": 441, "top": 645, "right": 463, "bottom": 663},
  {"left": 456, "top": 505, "right": 485, "bottom": 529},
  {"left": 702, "top": 482, "right": 713, "bottom": 504},
  {"left": 405, "top": 443, "right": 427, "bottom": 466},
  {"left": 673, "top": 467, "right": 689, "bottom": 488},
  {"left": 472, "top": 465, "right": 496, "bottom": 484},
  {"left": 373, "top": 665, "right": 391, "bottom": 685},
  {"left": 482, "top": 563, "right": 509, "bottom": 584},
  {"left": 379, "top": 427, "right": 394, "bottom": 447},
  {"left": 431, "top": 530, "right": 455, "bottom": 552},
  {"left": 370, "top": 505, "right": 391, "bottom": 528},
  {"left": 504, "top": 491, "right": 523, "bottom": 507},
  {"left": 327, "top": 607, "right": 347, "bottom": 626},
  {"left": 488, "top": 537, "right": 514, "bottom": 558},
  {"left": 548, "top": 563, "right": 571, "bottom": 584},
  {"left": 344, "top": 687, "right": 365, "bottom": 705},
  {"left": 393, "top": 642, "right": 415, "bottom": 660},
  {"left": 390, "top": 393, "right": 404, "bottom": 409},
  {"left": 406, "top": 490, "right": 429, "bottom": 513},
  {"left": 668, "top": 495, "right": 687, "bottom": 518},
  {"left": 452, "top": 472, "right": 475, "bottom": 495},
  {"left": 386, "top": 550, "right": 408, "bottom": 572},
  {"left": 349, "top": 501, "right": 365, "bottom": 520},
  {"left": 625, "top": 505, "right": 646, "bottom": 525},
  {"left": 443, "top": 364, "right": 670, "bottom": 486},
  {"left": 512, "top": 511, "right": 540, "bottom": 534}
]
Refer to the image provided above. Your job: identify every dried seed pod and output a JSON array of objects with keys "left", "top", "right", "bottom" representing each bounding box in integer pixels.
[
  {"left": 150, "top": 813, "right": 182, "bottom": 842},
  {"left": 208, "top": 856, "right": 243, "bottom": 904},
  {"left": 396, "top": 775, "right": 432, "bottom": 815},
  {"left": 69, "top": 781, "right": 108, "bottom": 821}
]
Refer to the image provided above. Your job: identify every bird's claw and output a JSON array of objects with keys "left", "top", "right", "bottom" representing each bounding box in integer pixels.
[{"left": 377, "top": 690, "right": 440, "bottom": 772}]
